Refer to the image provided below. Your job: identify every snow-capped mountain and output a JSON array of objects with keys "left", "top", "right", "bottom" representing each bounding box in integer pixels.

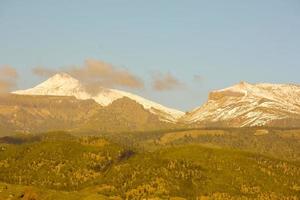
[
  {"left": 12, "top": 75, "right": 300, "bottom": 127},
  {"left": 13, "top": 73, "right": 184, "bottom": 122},
  {"left": 182, "top": 81, "right": 300, "bottom": 127}
]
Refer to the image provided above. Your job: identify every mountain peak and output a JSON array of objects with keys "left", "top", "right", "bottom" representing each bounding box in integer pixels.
[
  {"left": 51, "top": 72, "right": 75, "bottom": 80},
  {"left": 238, "top": 81, "right": 251, "bottom": 86},
  {"left": 38, "top": 73, "right": 81, "bottom": 88},
  {"left": 219, "top": 81, "right": 253, "bottom": 93},
  {"left": 47, "top": 72, "right": 78, "bottom": 82}
]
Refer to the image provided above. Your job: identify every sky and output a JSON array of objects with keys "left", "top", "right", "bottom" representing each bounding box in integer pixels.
[{"left": 0, "top": 0, "right": 299, "bottom": 111}]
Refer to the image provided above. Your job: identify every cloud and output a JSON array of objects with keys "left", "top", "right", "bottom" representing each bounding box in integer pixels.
[
  {"left": 152, "top": 72, "right": 184, "bottom": 91},
  {"left": 0, "top": 65, "right": 18, "bottom": 93},
  {"left": 32, "top": 66, "right": 57, "bottom": 77},
  {"left": 193, "top": 74, "right": 203, "bottom": 82},
  {"left": 69, "top": 59, "right": 144, "bottom": 89},
  {"left": 32, "top": 59, "right": 144, "bottom": 95}
]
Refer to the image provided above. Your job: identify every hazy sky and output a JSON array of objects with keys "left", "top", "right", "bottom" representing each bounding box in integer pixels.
[{"left": 0, "top": 0, "right": 299, "bottom": 111}]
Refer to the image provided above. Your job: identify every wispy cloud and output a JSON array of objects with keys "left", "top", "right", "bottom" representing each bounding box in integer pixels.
[
  {"left": 69, "top": 59, "right": 144, "bottom": 89},
  {"left": 0, "top": 65, "right": 18, "bottom": 93},
  {"left": 152, "top": 72, "right": 184, "bottom": 91}
]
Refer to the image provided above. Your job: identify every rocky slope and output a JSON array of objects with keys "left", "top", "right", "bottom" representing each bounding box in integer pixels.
[{"left": 182, "top": 82, "right": 300, "bottom": 127}]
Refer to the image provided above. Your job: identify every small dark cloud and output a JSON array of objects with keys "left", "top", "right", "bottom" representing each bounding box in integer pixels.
[
  {"left": 193, "top": 74, "right": 203, "bottom": 82},
  {"left": 152, "top": 72, "right": 184, "bottom": 91}
]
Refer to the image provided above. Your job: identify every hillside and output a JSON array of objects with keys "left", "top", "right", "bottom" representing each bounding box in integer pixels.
[
  {"left": 0, "top": 94, "right": 100, "bottom": 134},
  {"left": 0, "top": 132, "right": 299, "bottom": 199},
  {"left": 76, "top": 97, "right": 173, "bottom": 133},
  {"left": 154, "top": 128, "right": 300, "bottom": 161},
  {"left": 0, "top": 94, "right": 174, "bottom": 135},
  {"left": 0, "top": 132, "right": 124, "bottom": 191}
]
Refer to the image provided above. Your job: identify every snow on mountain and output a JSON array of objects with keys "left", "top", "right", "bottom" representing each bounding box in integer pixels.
[
  {"left": 13, "top": 75, "right": 299, "bottom": 127},
  {"left": 13, "top": 73, "right": 184, "bottom": 122},
  {"left": 182, "top": 81, "right": 300, "bottom": 127}
]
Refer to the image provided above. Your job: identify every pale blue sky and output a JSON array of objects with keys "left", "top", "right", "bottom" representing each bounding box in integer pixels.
[{"left": 0, "top": 0, "right": 299, "bottom": 111}]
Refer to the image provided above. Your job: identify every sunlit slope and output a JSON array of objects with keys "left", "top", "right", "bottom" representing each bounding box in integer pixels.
[
  {"left": 155, "top": 128, "right": 300, "bottom": 161},
  {"left": 0, "top": 133, "right": 299, "bottom": 199},
  {"left": 0, "top": 132, "right": 124, "bottom": 190}
]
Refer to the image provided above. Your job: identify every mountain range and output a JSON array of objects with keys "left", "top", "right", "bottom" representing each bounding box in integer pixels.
[{"left": 0, "top": 73, "right": 296, "bottom": 134}]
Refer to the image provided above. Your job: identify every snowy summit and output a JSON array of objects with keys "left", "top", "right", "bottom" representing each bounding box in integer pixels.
[{"left": 13, "top": 73, "right": 184, "bottom": 122}]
